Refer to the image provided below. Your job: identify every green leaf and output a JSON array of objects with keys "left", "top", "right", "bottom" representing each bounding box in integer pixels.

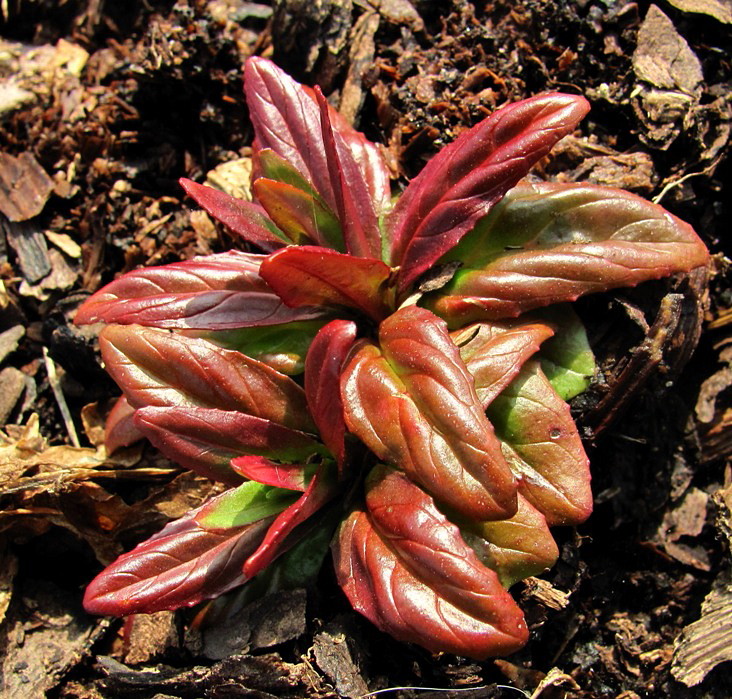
[
  {"left": 533, "top": 305, "right": 595, "bottom": 401},
  {"left": 195, "top": 480, "right": 298, "bottom": 529}
]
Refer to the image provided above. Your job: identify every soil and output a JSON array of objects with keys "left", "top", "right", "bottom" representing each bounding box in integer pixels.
[{"left": 1, "top": 1, "right": 731, "bottom": 698}]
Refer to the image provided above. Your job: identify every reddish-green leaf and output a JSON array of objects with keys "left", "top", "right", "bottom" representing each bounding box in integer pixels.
[
  {"left": 74, "top": 251, "right": 324, "bottom": 329},
  {"left": 259, "top": 246, "right": 392, "bottom": 321},
  {"left": 314, "top": 86, "right": 381, "bottom": 258},
  {"left": 452, "top": 320, "right": 555, "bottom": 408},
  {"left": 230, "top": 455, "right": 311, "bottom": 491},
  {"left": 99, "top": 325, "right": 315, "bottom": 433},
  {"left": 244, "top": 57, "right": 386, "bottom": 257},
  {"left": 388, "top": 94, "right": 590, "bottom": 291},
  {"left": 341, "top": 306, "right": 517, "bottom": 521},
  {"left": 83, "top": 491, "right": 274, "bottom": 616},
  {"left": 104, "top": 395, "right": 143, "bottom": 453},
  {"left": 179, "top": 178, "right": 287, "bottom": 249},
  {"left": 332, "top": 467, "right": 528, "bottom": 659},
  {"left": 252, "top": 177, "right": 343, "bottom": 249},
  {"left": 432, "top": 182, "right": 710, "bottom": 323},
  {"left": 134, "top": 406, "right": 322, "bottom": 485},
  {"left": 243, "top": 464, "right": 337, "bottom": 578},
  {"left": 462, "top": 495, "right": 559, "bottom": 588},
  {"left": 305, "top": 320, "right": 358, "bottom": 469},
  {"left": 487, "top": 360, "right": 592, "bottom": 526}
]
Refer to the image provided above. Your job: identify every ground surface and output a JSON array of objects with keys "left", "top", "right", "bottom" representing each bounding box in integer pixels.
[{"left": 0, "top": 1, "right": 731, "bottom": 697}]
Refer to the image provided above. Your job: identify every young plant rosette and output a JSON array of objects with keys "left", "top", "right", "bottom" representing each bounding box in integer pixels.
[{"left": 75, "top": 57, "right": 708, "bottom": 659}]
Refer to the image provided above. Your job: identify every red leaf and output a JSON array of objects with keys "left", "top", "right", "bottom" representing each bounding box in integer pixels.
[
  {"left": 74, "top": 251, "right": 324, "bottom": 329},
  {"left": 452, "top": 320, "right": 555, "bottom": 407},
  {"left": 134, "top": 406, "right": 321, "bottom": 485},
  {"left": 304, "top": 320, "right": 358, "bottom": 470},
  {"left": 314, "top": 86, "right": 381, "bottom": 258},
  {"left": 388, "top": 94, "right": 590, "bottom": 291},
  {"left": 432, "top": 181, "right": 710, "bottom": 323},
  {"left": 99, "top": 325, "right": 315, "bottom": 433},
  {"left": 244, "top": 57, "right": 387, "bottom": 255},
  {"left": 332, "top": 467, "right": 528, "bottom": 659},
  {"left": 83, "top": 492, "right": 273, "bottom": 616},
  {"left": 179, "top": 178, "right": 286, "bottom": 250},
  {"left": 230, "top": 455, "right": 310, "bottom": 491},
  {"left": 259, "top": 246, "right": 392, "bottom": 321},
  {"left": 341, "top": 306, "right": 517, "bottom": 521},
  {"left": 243, "top": 465, "right": 337, "bottom": 578}
]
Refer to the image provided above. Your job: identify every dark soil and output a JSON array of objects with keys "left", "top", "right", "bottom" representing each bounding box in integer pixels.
[{"left": 1, "top": 1, "right": 731, "bottom": 697}]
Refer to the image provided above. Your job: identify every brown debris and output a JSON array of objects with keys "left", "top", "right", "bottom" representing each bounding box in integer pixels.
[
  {"left": 0, "top": 152, "right": 55, "bottom": 222},
  {"left": 666, "top": 0, "right": 732, "bottom": 23}
]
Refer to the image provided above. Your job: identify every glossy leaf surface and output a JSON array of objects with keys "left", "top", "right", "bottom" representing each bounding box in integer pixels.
[
  {"left": 305, "top": 320, "right": 358, "bottom": 469},
  {"left": 83, "top": 491, "right": 274, "bottom": 616},
  {"left": 104, "top": 395, "right": 143, "bottom": 453},
  {"left": 260, "top": 246, "right": 392, "bottom": 321},
  {"left": 243, "top": 464, "right": 338, "bottom": 578},
  {"left": 462, "top": 495, "right": 559, "bottom": 588},
  {"left": 487, "top": 361, "right": 592, "bottom": 526},
  {"left": 134, "top": 406, "right": 321, "bottom": 485},
  {"left": 99, "top": 325, "right": 315, "bottom": 432},
  {"left": 432, "top": 182, "right": 710, "bottom": 323},
  {"left": 389, "top": 95, "right": 590, "bottom": 291},
  {"left": 332, "top": 467, "right": 528, "bottom": 658},
  {"left": 342, "top": 306, "right": 517, "bottom": 521},
  {"left": 179, "top": 178, "right": 287, "bottom": 249},
  {"left": 75, "top": 251, "right": 324, "bottom": 329},
  {"left": 230, "top": 455, "right": 311, "bottom": 491},
  {"left": 452, "top": 320, "right": 555, "bottom": 408}
]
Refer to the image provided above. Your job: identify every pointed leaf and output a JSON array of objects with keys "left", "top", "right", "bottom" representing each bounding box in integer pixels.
[
  {"left": 305, "top": 320, "right": 358, "bottom": 469},
  {"left": 389, "top": 94, "right": 590, "bottom": 291},
  {"left": 99, "top": 325, "right": 315, "bottom": 432},
  {"left": 452, "top": 320, "right": 555, "bottom": 408},
  {"left": 243, "top": 463, "right": 338, "bottom": 578},
  {"left": 314, "top": 86, "right": 381, "bottom": 258},
  {"left": 432, "top": 181, "right": 710, "bottom": 323},
  {"left": 244, "top": 57, "right": 385, "bottom": 255},
  {"left": 259, "top": 246, "right": 392, "bottom": 321},
  {"left": 104, "top": 395, "right": 143, "bottom": 453},
  {"left": 134, "top": 406, "right": 322, "bottom": 485},
  {"left": 252, "top": 177, "right": 343, "bottom": 249},
  {"left": 462, "top": 495, "right": 559, "bottom": 588},
  {"left": 341, "top": 306, "right": 517, "bottom": 521},
  {"left": 187, "top": 320, "right": 325, "bottom": 375},
  {"left": 195, "top": 479, "right": 298, "bottom": 529},
  {"left": 332, "top": 467, "right": 528, "bottom": 659},
  {"left": 83, "top": 491, "right": 274, "bottom": 616},
  {"left": 231, "top": 455, "right": 312, "bottom": 491},
  {"left": 179, "top": 178, "right": 287, "bottom": 249},
  {"left": 75, "top": 251, "right": 325, "bottom": 329},
  {"left": 487, "top": 361, "right": 592, "bottom": 526}
]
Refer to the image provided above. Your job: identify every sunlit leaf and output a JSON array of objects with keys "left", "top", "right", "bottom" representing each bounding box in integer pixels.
[
  {"left": 332, "top": 467, "right": 528, "bottom": 659},
  {"left": 83, "top": 491, "right": 274, "bottom": 616},
  {"left": 259, "top": 246, "right": 392, "bottom": 321},
  {"left": 75, "top": 251, "right": 325, "bottom": 329},
  {"left": 462, "top": 495, "right": 559, "bottom": 588},
  {"left": 134, "top": 406, "right": 322, "bottom": 485},
  {"left": 179, "top": 178, "right": 288, "bottom": 249},
  {"left": 305, "top": 320, "right": 358, "bottom": 470},
  {"left": 341, "top": 306, "right": 517, "bottom": 521},
  {"left": 99, "top": 324, "right": 315, "bottom": 433},
  {"left": 432, "top": 181, "right": 710, "bottom": 324},
  {"left": 230, "top": 455, "right": 312, "bottom": 491},
  {"left": 104, "top": 395, "right": 143, "bottom": 453},
  {"left": 389, "top": 94, "right": 590, "bottom": 291},
  {"left": 487, "top": 360, "right": 592, "bottom": 526}
]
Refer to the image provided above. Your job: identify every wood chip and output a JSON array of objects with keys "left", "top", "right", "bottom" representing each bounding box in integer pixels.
[
  {"left": 0, "top": 152, "right": 54, "bottom": 222},
  {"left": 2, "top": 216, "right": 51, "bottom": 284},
  {"left": 666, "top": 0, "right": 732, "bottom": 23},
  {"left": 0, "top": 367, "right": 26, "bottom": 425},
  {"left": 0, "top": 325, "right": 24, "bottom": 364},
  {"left": 633, "top": 5, "right": 703, "bottom": 94}
]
